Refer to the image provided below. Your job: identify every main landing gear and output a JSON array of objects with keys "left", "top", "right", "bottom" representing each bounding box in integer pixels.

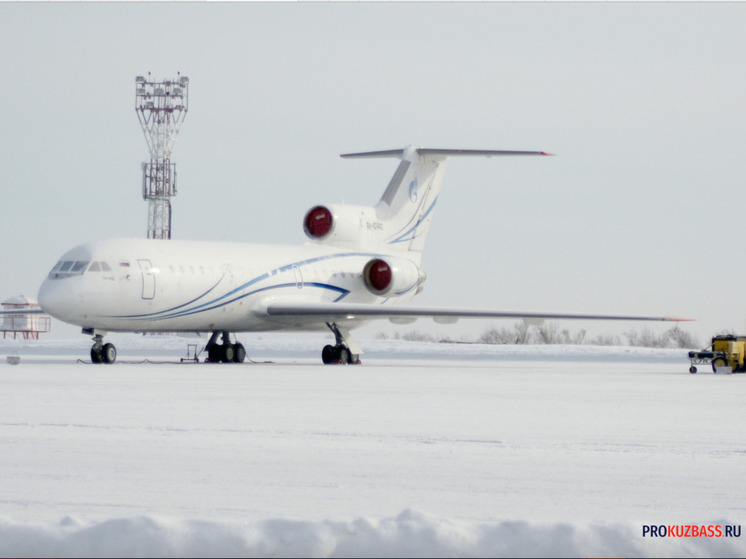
[
  {"left": 322, "top": 322, "right": 361, "bottom": 365},
  {"left": 90, "top": 333, "right": 117, "bottom": 364},
  {"left": 206, "top": 331, "right": 246, "bottom": 363}
]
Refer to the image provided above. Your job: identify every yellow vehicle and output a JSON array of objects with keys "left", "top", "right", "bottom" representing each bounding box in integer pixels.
[{"left": 688, "top": 335, "right": 746, "bottom": 374}]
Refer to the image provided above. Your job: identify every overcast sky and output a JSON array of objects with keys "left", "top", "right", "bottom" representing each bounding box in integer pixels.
[{"left": 1, "top": 2, "right": 745, "bottom": 343}]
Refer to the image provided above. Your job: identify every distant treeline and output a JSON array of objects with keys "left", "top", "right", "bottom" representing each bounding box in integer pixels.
[{"left": 376, "top": 322, "right": 699, "bottom": 349}]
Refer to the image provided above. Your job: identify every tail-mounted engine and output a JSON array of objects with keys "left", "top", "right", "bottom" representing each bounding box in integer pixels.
[
  {"left": 303, "top": 204, "right": 382, "bottom": 249},
  {"left": 303, "top": 205, "right": 335, "bottom": 239},
  {"left": 362, "top": 256, "right": 425, "bottom": 297}
]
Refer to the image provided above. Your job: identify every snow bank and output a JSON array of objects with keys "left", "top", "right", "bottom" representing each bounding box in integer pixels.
[{"left": 0, "top": 510, "right": 741, "bottom": 558}]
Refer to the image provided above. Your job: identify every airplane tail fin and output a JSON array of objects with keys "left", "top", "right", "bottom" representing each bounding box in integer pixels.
[{"left": 341, "top": 146, "right": 550, "bottom": 254}]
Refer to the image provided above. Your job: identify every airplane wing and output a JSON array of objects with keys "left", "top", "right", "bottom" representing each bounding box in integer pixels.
[{"left": 263, "top": 302, "right": 692, "bottom": 326}]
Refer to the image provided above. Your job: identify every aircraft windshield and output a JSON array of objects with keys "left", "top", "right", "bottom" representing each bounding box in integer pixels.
[
  {"left": 48, "top": 260, "right": 95, "bottom": 279},
  {"left": 87, "top": 261, "right": 112, "bottom": 272}
]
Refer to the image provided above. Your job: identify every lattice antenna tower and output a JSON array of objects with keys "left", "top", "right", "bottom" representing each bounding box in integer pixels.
[{"left": 135, "top": 72, "right": 189, "bottom": 239}]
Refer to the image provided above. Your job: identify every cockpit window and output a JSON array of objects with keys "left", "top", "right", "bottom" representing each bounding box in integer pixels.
[
  {"left": 86, "top": 261, "right": 113, "bottom": 273},
  {"left": 48, "top": 260, "right": 92, "bottom": 279}
]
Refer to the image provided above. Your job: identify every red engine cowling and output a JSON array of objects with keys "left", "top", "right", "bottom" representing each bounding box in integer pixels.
[
  {"left": 363, "top": 257, "right": 423, "bottom": 297},
  {"left": 303, "top": 204, "right": 381, "bottom": 248},
  {"left": 303, "top": 205, "right": 334, "bottom": 239}
]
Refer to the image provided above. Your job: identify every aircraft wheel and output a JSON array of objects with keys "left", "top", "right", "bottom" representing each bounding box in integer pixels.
[
  {"left": 337, "top": 346, "right": 350, "bottom": 365},
  {"left": 234, "top": 343, "right": 246, "bottom": 363},
  {"left": 322, "top": 345, "right": 335, "bottom": 364},
  {"left": 102, "top": 343, "right": 117, "bottom": 364},
  {"left": 689, "top": 366, "right": 697, "bottom": 374},
  {"left": 222, "top": 343, "right": 235, "bottom": 363},
  {"left": 207, "top": 344, "right": 223, "bottom": 363},
  {"left": 91, "top": 346, "right": 103, "bottom": 364}
]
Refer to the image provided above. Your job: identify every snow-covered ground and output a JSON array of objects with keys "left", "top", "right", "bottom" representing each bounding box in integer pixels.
[{"left": 1, "top": 334, "right": 744, "bottom": 557}]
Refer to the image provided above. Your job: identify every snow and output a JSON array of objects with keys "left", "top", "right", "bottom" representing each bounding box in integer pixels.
[{"left": 1, "top": 334, "right": 745, "bottom": 557}]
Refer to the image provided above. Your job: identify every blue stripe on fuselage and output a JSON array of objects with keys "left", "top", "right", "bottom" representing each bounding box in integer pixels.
[{"left": 107, "top": 251, "right": 384, "bottom": 321}]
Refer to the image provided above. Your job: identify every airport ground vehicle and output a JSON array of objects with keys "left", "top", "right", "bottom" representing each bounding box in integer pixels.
[{"left": 688, "top": 335, "right": 746, "bottom": 374}]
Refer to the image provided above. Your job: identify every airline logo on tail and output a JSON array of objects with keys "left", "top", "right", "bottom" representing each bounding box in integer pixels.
[{"left": 408, "top": 179, "right": 418, "bottom": 202}]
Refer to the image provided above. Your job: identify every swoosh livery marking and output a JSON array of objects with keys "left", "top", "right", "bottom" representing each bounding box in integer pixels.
[
  {"left": 105, "top": 251, "right": 386, "bottom": 323},
  {"left": 112, "top": 272, "right": 228, "bottom": 319},
  {"left": 146, "top": 282, "right": 350, "bottom": 322},
  {"left": 388, "top": 198, "right": 438, "bottom": 245}
]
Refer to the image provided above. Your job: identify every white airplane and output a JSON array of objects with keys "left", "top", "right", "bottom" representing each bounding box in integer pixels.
[{"left": 25, "top": 146, "right": 686, "bottom": 364}]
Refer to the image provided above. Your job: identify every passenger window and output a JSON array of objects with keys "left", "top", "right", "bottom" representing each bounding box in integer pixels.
[{"left": 89, "top": 262, "right": 101, "bottom": 272}]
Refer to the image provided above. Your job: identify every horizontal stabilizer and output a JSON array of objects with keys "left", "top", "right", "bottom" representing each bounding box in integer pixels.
[
  {"left": 341, "top": 149, "right": 407, "bottom": 159},
  {"left": 417, "top": 149, "right": 553, "bottom": 157},
  {"left": 341, "top": 148, "right": 552, "bottom": 159},
  {"left": 263, "top": 302, "right": 693, "bottom": 325}
]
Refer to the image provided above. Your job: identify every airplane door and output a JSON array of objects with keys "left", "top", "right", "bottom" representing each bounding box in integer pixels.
[{"left": 138, "top": 259, "right": 156, "bottom": 300}]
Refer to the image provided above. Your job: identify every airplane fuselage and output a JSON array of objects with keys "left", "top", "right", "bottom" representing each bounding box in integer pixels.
[
  {"left": 28, "top": 147, "right": 683, "bottom": 366},
  {"left": 38, "top": 238, "right": 421, "bottom": 334}
]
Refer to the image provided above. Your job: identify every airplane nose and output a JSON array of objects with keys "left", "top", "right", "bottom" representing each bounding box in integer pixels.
[{"left": 38, "top": 278, "right": 75, "bottom": 320}]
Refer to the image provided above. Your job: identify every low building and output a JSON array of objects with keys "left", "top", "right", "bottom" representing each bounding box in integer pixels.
[{"left": 1, "top": 295, "right": 50, "bottom": 340}]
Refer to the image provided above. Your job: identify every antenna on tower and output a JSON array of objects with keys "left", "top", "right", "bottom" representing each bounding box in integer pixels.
[{"left": 135, "top": 72, "right": 189, "bottom": 239}]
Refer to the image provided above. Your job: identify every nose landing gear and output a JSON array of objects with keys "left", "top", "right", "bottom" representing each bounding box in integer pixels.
[{"left": 89, "top": 333, "right": 117, "bottom": 364}]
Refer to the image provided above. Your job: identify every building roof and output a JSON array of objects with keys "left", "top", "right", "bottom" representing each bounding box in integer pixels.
[{"left": 1, "top": 294, "right": 40, "bottom": 308}]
